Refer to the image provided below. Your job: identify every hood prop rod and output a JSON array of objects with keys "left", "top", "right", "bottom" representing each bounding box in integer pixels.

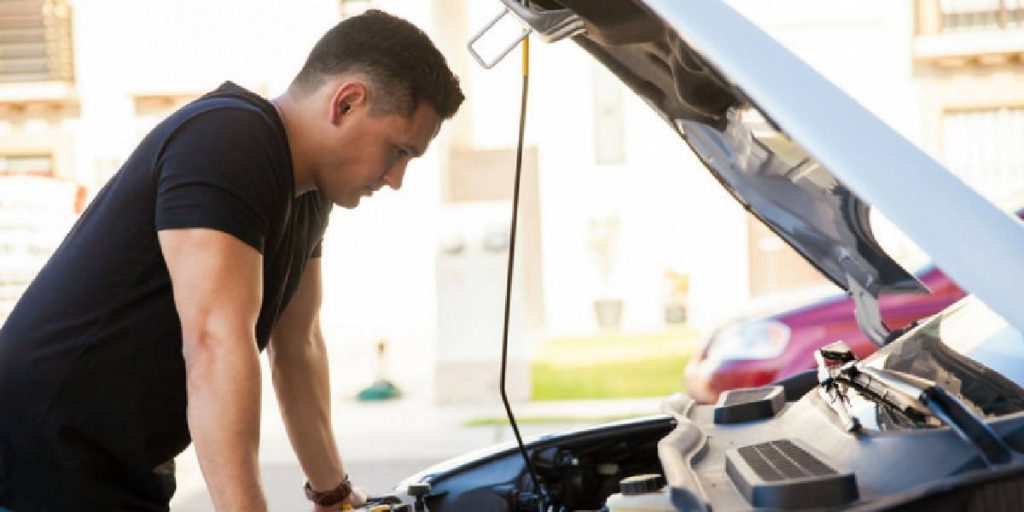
[{"left": 498, "top": 33, "right": 550, "bottom": 510}]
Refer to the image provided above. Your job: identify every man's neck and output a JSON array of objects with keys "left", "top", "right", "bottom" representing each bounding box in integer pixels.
[{"left": 271, "top": 93, "right": 317, "bottom": 197}]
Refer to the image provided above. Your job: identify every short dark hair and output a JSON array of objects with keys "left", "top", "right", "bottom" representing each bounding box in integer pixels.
[{"left": 293, "top": 10, "right": 464, "bottom": 120}]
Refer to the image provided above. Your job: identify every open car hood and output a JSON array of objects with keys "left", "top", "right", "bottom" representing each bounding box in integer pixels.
[
  {"left": 507, "top": 0, "right": 921, "bottom": 299},
  {"left": 498, "top": 0, "right": 1024, "bottom": 337}
]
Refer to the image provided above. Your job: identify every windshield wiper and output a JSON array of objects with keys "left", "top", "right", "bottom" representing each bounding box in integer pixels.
[{"left": 816, "top": 341, "right": 1012, "bottom": 466}]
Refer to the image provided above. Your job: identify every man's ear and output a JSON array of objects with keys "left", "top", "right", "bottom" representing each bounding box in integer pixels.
[{"left": 329, "top": 81, "right": 368, "bottom": 125}]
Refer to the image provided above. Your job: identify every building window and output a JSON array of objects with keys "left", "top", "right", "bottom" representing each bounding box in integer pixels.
[
  {"left": 939, "top": 0, "right": 1024, "bottom": 32},
  {"left": 942, "top": 107, "right": 1024, "bottom": 203},
  {"left": 0, "top": 0, "right": 74, "bottom": 83},
  {"left": 0, "top": 154, "right": 53, "bottom": 176},
  {"left": 592, "top": 64, "right": 624, "bottom": 165}
]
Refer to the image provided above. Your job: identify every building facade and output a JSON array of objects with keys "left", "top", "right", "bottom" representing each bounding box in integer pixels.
[{"left": 1, "top": 0, "right": 1020, "bottom": 402}]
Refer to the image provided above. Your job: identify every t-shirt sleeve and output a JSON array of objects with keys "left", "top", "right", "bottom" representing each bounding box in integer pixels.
[{"left": 154, "top": 108, "right": 285, "bottom": 254}]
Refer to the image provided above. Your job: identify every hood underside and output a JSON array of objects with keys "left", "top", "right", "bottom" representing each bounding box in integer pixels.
[{"left": 518, "top": 0, "right": 926, "bottom": 299}]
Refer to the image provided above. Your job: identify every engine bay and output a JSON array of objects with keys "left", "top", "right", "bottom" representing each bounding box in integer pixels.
[{"left": 392, "top": 369, "right": 1024, "bottom": 512}]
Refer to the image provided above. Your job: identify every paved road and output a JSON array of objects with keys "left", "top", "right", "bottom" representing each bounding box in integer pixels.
[{"left": 170, "top": 395, "right": 663, "bottom": 510}]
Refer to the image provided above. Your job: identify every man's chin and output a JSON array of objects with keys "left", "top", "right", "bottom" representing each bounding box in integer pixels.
[{"left": 335, "top": 195, "right": 360, "bottom": 209}]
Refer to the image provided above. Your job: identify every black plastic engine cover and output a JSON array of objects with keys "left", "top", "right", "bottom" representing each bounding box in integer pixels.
[{"left": 725, "top": 438, "right": 858, "bottom": 509}]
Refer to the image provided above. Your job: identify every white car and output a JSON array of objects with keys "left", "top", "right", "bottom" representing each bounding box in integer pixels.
[{"left": 375, "top": 1, "right": 1024, "bottom": 510}]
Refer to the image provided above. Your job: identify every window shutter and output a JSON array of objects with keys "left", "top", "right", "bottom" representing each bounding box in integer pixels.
[{"left": 0, "top": 0, "right": 73, "bottom": 83}]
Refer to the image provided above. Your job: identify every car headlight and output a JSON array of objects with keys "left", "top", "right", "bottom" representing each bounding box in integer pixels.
[{"left": 704, "top": 319, "right": 790, "bottom": 362}]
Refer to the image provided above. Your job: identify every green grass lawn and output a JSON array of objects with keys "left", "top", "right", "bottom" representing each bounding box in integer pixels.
[{"left": 530, "top": 330, "right": 698, "bottom": 401}]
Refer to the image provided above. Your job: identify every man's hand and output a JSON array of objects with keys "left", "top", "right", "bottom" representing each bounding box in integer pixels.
[
  {"left": 346, "top": 487, "right": 370, "bottom": 508},
  {"left": 159, "top": 228, "right": 267, "bottom": 511},
  {"left": 311, "top": 486, "right": 369, "bottom": 511}
]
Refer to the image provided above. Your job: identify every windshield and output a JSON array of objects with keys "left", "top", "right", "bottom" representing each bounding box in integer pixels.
[{"left": 842, "top": 296, "right": 1024, "bottom": 431}]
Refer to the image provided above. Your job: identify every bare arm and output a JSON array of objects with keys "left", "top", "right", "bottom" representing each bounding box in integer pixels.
[
  {"left": 159, "top": 228, "right": 267, "bottom": 511},
  {"left": 268, "top": 259, "right": 363, "bottom": 508}
]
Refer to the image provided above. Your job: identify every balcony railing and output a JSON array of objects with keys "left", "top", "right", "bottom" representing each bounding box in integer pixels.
[
  {"left": 916, "top": 0, "right": 1024, "bottom": 65},
  {"left": 0, "top": 0, "right": 73, "bottom": 83},
  {"left": 938, "top": 0, "right": 1024, "bottom": 32}
]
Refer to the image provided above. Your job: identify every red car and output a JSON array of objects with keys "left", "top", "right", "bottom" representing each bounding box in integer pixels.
[
  {"left": 687, "top": 206, "right": 1024, "bottom": 404},
  {"left": 684, "top": 265, "right": 964, "bottom": 403}
]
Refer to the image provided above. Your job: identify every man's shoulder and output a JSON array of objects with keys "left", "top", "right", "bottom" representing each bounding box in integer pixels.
[
  {"left": 143, "top": 83, "right": 275, "bottom": 151},
  {"left": 152, "top": 82, "right": 290, "bottom": 176},
  {"left": 171, "top": 83, "right": 278, "bottom": 134},
  {"left": 194, "top": 81, "right": 275, "bottom": 116}
]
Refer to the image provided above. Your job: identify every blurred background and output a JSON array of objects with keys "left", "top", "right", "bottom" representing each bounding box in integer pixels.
[{"left": 1, "top": 0, "right": 1023, "bottom": 508}]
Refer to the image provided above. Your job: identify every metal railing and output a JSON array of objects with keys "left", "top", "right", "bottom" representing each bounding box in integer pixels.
[
  {"left": 0, "top": 0, "right": 73, "bottom": 83},
  {"left": 939, "top": 0, "right": 1024, "bottom": 32}
]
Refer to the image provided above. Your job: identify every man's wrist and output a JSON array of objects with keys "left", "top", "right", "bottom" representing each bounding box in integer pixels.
[{"left": 304, "top": 474, "right": 352, "bottom": 506}]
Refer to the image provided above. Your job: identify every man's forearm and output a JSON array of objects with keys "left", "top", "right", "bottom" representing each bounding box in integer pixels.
[
  {"left": 270, "top": 329, "right": 346, "bottom": 491},
  {"left": 185, "top": 331, "right": 267, "bottom": 511}
]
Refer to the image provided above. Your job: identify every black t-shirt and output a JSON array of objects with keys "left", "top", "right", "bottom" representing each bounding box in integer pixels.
[{"left": 0, "top": 82, "right": 331, "bottom": 510}]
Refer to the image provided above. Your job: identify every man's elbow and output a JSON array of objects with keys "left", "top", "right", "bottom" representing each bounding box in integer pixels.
[{"left": 181, "top": 321, "right": 258, "bottom": 383}]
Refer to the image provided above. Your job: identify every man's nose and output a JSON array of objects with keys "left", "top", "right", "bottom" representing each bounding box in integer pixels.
[{"left": 383, "top": 163, "right": 407, "bottom": 191}]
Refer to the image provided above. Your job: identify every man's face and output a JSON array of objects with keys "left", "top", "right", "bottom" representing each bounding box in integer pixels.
[{"left": 317, "top": 96, "right": 442, "bottom": 209}]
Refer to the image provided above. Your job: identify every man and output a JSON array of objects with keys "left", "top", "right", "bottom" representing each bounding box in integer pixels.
[{"left": 0, "top": 9, "right": 463, "bottom": 511}]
